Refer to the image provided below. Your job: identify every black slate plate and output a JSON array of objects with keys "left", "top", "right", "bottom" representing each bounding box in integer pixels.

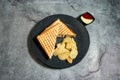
[{"left": 28, "top": 13, "right": 94, "bottom": 69}]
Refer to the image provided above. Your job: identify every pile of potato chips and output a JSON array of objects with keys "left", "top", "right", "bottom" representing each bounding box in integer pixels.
[{"left": 53, "top": 36, "right": 78, "bottom": 63}]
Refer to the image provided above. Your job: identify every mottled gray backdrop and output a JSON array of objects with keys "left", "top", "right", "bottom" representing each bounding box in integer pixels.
[{"left": 0, "top": 0, "right": 120, "bottom": 80}]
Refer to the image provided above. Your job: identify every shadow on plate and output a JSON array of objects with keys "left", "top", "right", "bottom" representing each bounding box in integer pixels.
[{"left": 27, "top": 23, "right": 48, "bottom": 68}]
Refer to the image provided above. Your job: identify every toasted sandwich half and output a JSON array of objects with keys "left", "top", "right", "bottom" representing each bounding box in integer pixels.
[{"left": 37, "top": 24, "right": 59, "bottom": 59}]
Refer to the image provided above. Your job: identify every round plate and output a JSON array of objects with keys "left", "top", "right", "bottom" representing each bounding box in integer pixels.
[{"left": 28, "top": 14, "right": 90, "bottom": 69}]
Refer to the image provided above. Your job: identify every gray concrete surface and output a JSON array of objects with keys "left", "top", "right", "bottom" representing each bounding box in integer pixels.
[{"left": 0, "top": 0, "right": 120, "bottom": 80}]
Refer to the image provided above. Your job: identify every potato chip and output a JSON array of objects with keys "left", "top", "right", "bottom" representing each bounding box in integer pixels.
[
  {"left": 67, "top": 57, "right": 73, "bottom": 64},
  {"left": 69, "top": 49, "right": 78, "bottom": 59},
  {"left": 58, "top": 52, "right": 69, "bottom": 60},
  {"left": 53, "top": 43, "right": 69, "bottom": 56},
  {"left": 53, "top": 48, "right": 59, "bottom": 56},
  {"left": 62, "top": 36, "right": 72, "bottom": 43},
  {"left": 57, "top": 43, "right": 65, "bottom": 48},
  {"left": 71, "top": 38, "right": 76, "bottom": 44},
  {"left": 53, "top": 36, "right": 78, "bottom": 63},
  {"left": 56, "top": 43, "right": 62, "bottom": 48},
  {"left": 66, "top": 42, "right": 77, "bottom": 50}
]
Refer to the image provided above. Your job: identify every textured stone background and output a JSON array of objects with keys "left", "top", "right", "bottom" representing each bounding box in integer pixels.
[{"left": 0, "top": 0, "right": 120, "bottom": 80}]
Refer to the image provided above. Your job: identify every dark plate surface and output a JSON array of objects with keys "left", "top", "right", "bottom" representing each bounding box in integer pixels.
[{"left": 29, "top": 14, "right": 90, "bottom": 69}]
